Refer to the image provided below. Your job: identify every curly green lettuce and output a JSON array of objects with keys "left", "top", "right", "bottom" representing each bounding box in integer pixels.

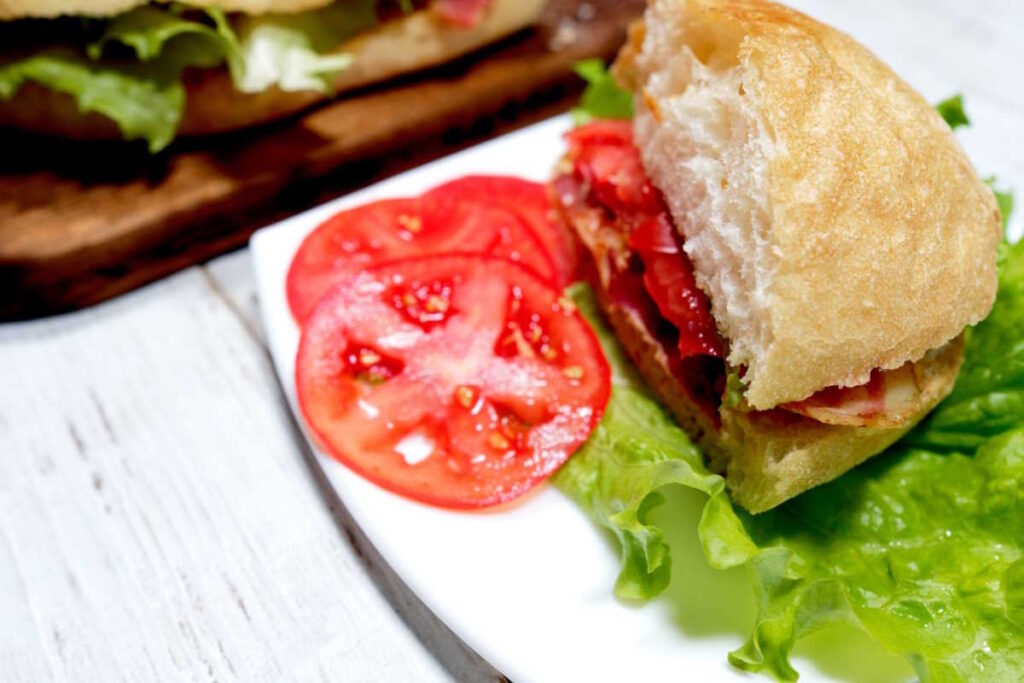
[
  {"left": 0, "top": 2, "right": 377, "bottom": 151},
  {"left": 0, "top": 50, "right": 185, "bottom": 151},
  {"left": 556, "top": 237, "right": 1024, "bottom": 681},
  {"left": 571, "top": 58, "right": 633, "bottom": 125},
  {"left": 936, "top": 93, "right": 970, "bottom": 129}
]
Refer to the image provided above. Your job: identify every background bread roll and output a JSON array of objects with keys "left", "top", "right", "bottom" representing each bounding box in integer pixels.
[
  {"left": 0, "top": 0, "right": 336, "bottom": 20},
  {"left": 617, "top": 0, "right": 1001, "bottom": 410},
  {"left": 0, "top": 0, "right": 546, "bottom": 139}
]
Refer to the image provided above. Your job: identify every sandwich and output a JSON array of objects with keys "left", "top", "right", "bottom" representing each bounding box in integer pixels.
[
  {"left": 553, "top": 0, "right": 1002, "bottom": 512},
  {"left": 0, "top": 0, "right": 546, "bottom": 151}
]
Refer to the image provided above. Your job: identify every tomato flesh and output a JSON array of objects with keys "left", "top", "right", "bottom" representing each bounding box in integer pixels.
[
  {"left": 286, "top": 191, "right": 556, "bottom": 322},
  {"left": 563, "top": 121, "right": 723, "bottom": 362},
  {"left": 630, "top": 215, "right": 724, "bottom": 359},
  {"left": 296, "top": 254, "right": 610, "bottom": 509},
  {"left": 425, "top": 176, "right": 578, "bottom": 286}
]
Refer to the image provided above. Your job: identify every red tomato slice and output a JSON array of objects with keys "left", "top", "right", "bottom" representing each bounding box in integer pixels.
[
  {"left": 565, "top": 121, "right": 661, "bottom": 215},
  {"left": 286, "top": 194, "right": 556, "bottom": 322},
  {"left": 426, "top": 176, "right": 578, "bottom": 286},
  {"left": 629, "top": 215, "right": 723, "bottom": 359},
  {"left": 296, "top": 254, "right": 611, "bottom": 509}
]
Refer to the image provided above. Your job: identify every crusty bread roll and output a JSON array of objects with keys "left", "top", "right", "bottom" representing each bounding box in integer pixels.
[
  {"left": 556, "top": 0, "right": 999, "bottom": 511},
  {"left": 0, "top": 0, "right": 545, "bottom": 139},
  {"left": 586, "top": 272, "right": 962, "bottom": 513},
  {"left": 615, "top": 0, "right": 1002, "bottom": 410}
]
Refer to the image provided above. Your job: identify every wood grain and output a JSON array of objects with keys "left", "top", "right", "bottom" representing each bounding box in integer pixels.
[{"left": 0, "top": 0, "right": 643, "bottom": 322}]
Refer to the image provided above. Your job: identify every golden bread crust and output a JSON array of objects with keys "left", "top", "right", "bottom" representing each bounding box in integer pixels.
[
  {"left": 620, "top": 0, "right": 1000, "bottom": 409},
  {"left": 716, "top": 337, "right": 962, "bottom": 512},
  {"left": 0, "top": 0, "right": 545, "bottom": 138}
]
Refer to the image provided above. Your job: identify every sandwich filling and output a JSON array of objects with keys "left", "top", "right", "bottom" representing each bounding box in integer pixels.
[
  {"left": 555, "top": 119, "right": 936, "bottom": 429},
  {"left": 0, "top": 0, "right": 492, "bottom": 150}
]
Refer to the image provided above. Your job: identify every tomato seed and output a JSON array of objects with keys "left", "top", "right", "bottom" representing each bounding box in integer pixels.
[
  {"left": 359, "top": 349, "right": 382, "bottom": 366},
  {"left": 397, "top": 214, "right": 422, "bottom": 233},
  {"left": 563, "top": 366, "right": 584, "bottom": 380},
  {"left": 488, "top": 432, "right": 511, "bottom": 450},
  {"left": 455, "top": 385, "right": 477, "bottom": 409},
  {"left": 425, "top": 295, "right": 449, "bottom": 313}
]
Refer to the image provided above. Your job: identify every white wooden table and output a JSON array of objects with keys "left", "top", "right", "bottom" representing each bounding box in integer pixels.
[{"left": 2, "top": 2, "right": 1022, "bottom": 681}]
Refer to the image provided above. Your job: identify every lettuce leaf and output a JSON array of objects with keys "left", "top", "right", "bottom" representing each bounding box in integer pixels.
[
  {"left": 556, "top": 238, "right": 1024, "bottom": 681},
  {"left": 0, "top": 2, "right": 377, "bottom": 150},
  {"left": 0, "top": 49, "right": 184, "bottom": 151},
  {"left": 88, "top": 5, "right": 243, "bottom": 78},
  {"left": 936, "top": 94, "right": 970, "bottom": 129},
  {"left": 908, "top": 238, "right": 1024, "bottom": 452},
  {"left": 232, "top": 1, "right": 376, "bottom": 94},
  {"left": 571, "top": 58, "right": 633, "bottom": 125}
]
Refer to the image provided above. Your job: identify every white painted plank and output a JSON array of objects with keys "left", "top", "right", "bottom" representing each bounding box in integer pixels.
[{"left": 0, "top": 266, "right": 494, "bottom": 682}]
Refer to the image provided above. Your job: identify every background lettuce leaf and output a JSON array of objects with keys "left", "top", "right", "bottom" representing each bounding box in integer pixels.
[
  {"left": 0, "top": 2, "right": 377, "bottom": 149},
  {"left": 88, "top": 6, "right": 243, "bottom": 78},
  {"left": 557, "top": 238, "right": 1024, "bottom": 681},
  {"left": 233, "top": 1, "right": 377, "bottom": 93},
  {"left": 0, "top": 49, "right": 183, "bottom": 151}
]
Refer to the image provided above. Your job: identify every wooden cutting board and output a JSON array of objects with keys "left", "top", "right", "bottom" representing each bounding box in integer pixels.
[{"left": 0, "top": 0, "right": 642, "bottom": 321}]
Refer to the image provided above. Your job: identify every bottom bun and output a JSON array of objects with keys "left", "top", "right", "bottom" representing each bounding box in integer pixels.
[{"left": 0, "top": 0, "right": 545, "bottom": 140}]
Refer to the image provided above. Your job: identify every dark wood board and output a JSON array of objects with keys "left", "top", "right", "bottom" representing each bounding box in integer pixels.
[{"left": 0, "top": 0, "right": 643, "bottom": 321}]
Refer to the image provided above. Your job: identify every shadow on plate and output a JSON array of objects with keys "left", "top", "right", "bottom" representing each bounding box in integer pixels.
[{"left": 646, "top": 485, "right": 916, "bottom": 683}]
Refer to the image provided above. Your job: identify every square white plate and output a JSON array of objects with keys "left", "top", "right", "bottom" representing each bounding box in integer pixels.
[{"left": 251, "top": 115, "right": 914, "bottom": 682}]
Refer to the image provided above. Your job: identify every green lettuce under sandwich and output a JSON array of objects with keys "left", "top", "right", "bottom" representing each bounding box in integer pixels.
[
  {"left": 551, "top": 2, "right": 1021, "bottom": 680},
  {"left": 0, "top": 0, "right": 545, "bottom": 150}
]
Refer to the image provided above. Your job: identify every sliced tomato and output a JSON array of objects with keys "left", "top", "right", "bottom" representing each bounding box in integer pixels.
[
  {"left": 296, "top": 254, "right": 611, "bottom": 509},
  {"left": 432, "top": 0, "right": 491, "bottom": 26},
  {"left": 630, "top": 215, "right": 723, "bottom": 359},
  {"left": 565, "top": 120, "right": 660, "bottom": 215},
  {"left": 426, "top": 175, "right": 578, "bottom": 286},
  {"left": 286, "top": 193, "right": 556, "bottom": 322}
]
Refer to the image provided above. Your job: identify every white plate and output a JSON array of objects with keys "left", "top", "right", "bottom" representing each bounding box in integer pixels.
[{"left": 251, "top": 115, "right": 918, "bottom": 682}]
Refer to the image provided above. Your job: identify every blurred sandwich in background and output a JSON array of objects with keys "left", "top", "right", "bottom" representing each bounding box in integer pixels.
[{"left": 0, "top": 0, "right": 546, "bottom": 150}]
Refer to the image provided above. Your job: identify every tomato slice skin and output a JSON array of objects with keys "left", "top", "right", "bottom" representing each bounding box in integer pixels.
[
  {"left": 286, "top": 191, "right": 557, "bottom": 323},
  {"left": 296, "top": 254, "right": 610, "bottom": 509},
  {"left": 425, "top": 176, "right": 578, "bottom": 286}
]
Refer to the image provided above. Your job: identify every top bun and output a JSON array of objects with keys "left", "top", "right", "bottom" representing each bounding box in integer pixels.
[
  {"left": 616, "top": 0, "right": 1002, "bottom": 410},
  {"left": 0, "top": 0, "right": 334, "bottom": 20}
]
